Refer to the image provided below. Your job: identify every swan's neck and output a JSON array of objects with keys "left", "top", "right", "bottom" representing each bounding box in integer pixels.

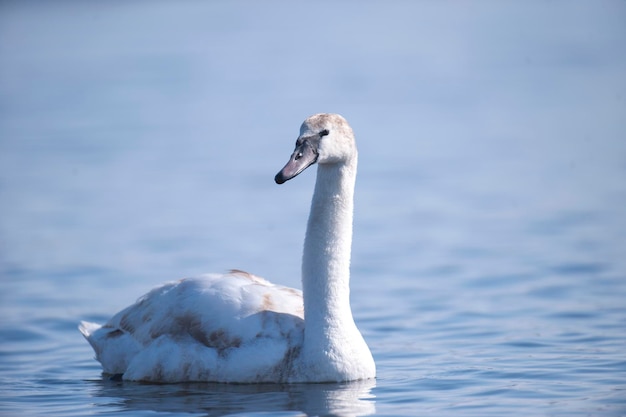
[{"left": 301, "top": 156, "right": 359, "bottom": 351}]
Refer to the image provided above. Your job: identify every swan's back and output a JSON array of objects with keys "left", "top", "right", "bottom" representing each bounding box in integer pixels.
[{"left": 80, "top": 270, "right": 304, "bottom": 382}]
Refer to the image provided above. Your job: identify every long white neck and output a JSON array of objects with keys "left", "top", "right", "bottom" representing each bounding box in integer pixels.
[{"left": 301, "top": 155, "right": 359, "bottom": 353}]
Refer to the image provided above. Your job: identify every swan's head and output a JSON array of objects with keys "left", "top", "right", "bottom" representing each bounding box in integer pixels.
[{"left": 275, "top": 113, "right": 356, "bottom": 184}]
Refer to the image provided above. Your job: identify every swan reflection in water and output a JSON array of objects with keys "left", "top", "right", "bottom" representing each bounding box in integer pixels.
[{"left": 88, "top": 377, "right": 376, "bottom": 416}]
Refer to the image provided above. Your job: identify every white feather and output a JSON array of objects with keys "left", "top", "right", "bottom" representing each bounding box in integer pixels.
[{"left": 80, "top": 114, "right": 375, "bottom": 383}]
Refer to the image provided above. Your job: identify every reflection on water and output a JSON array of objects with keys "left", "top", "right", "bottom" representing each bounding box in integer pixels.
[{"left": 88, "top": 378, "right": 376, "bottom": 416}]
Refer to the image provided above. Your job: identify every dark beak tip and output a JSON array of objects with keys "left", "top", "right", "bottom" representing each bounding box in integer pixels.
[{"left": 274, "top": 174, "right": 286, "bottom": 185}]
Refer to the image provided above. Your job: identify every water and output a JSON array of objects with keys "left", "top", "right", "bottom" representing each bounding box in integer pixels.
[{"left": 1, "top": 1, "right": 625, "bottom": 416}]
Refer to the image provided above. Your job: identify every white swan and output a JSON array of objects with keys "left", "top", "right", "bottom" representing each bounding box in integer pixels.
[{"left": 79, "top": 113, "right": 375, "bottom": 383}]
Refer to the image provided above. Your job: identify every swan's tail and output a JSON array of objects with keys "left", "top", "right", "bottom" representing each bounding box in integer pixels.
[
  {"left": 79, "top": 320, "right": 142, "bottom": 375},
  {"left": 79, "top": 321, "right": 101, "bottom": 338},
  {"left": 79, "top": 321, "right": 105, "bottom": 357}
]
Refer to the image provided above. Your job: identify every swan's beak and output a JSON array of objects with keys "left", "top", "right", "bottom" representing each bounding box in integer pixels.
[{"left": 275, "top": 139, "right": 318, "bottom": 184}]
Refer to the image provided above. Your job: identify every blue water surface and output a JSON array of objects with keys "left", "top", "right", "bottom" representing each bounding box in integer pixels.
[{"left": 1, "top": 1, "right": 625, "bottom": 416}]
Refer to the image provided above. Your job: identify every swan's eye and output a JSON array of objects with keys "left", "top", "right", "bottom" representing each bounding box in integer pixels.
[{"left": 319, "top": 129, "right": 329, "bottom": 137}]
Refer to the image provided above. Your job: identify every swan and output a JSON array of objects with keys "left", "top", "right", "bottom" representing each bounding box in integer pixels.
[{"left": 79, "top": 113, "right": 375, "bottom": 383}]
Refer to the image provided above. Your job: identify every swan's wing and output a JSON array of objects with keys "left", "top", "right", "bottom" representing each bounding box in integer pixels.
[{"left": 80, "top": 271, "right": 304, "bottom": 381}]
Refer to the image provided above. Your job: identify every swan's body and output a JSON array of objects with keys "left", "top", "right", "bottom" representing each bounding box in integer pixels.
[{"left": 80, "top": 113, "right": 375, "bottom": 383}]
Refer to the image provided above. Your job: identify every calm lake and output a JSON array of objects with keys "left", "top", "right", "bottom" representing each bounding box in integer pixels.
[{"left": 1, "top": 1, "right": 625, "bottom": 416}]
